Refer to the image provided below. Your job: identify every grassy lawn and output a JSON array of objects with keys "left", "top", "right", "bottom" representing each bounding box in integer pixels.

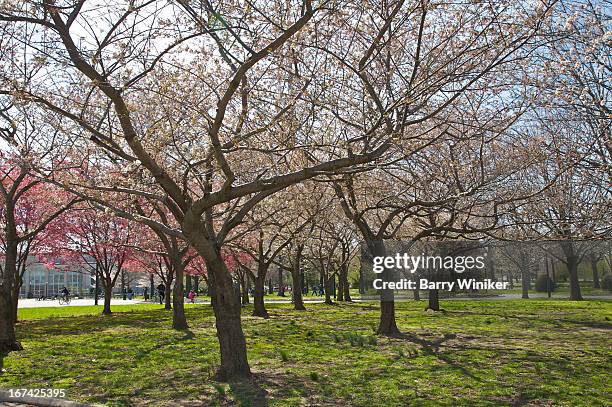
[{"left": 1, "top": 300, "right": 611, "bottom": 406}]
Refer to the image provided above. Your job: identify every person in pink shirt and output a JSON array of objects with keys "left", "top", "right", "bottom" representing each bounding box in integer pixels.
[{"left": 188, "top": 289, "right": 197, "bottom": 304}]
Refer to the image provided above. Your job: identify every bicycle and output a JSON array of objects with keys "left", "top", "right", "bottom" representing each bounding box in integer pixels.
[{"left": 58, "top": 295, "right": 71, "bottom": 305}]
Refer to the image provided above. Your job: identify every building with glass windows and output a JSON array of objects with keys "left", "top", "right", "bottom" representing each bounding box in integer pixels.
[{"left": 18, "top": 256, "right": 94, "bottom": 299}]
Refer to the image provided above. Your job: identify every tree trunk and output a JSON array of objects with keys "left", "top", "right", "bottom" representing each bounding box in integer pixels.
[
  {"left": 172, "top": 263, "right": 188, "bottom": 330},
  {"left": 291, "top": 268, "right": 305, "bottom": 311},
  {"left": 240, "top": 272, "right": 250, "bottom": 305},
  {"left": 11, "top": 282, "right": 19, "bottom": 324},
  {"left": 560, "top": 242, "right": 583, "bottom": 301},
  {"left": 0, "top": 237, "right": 21, "bottom": 353},
  {"left": 103, "top": 283, "right": 112, "bottom": 315},
  {"left": 149, "top": 274, "right": 155, "bottom": 302},
  {"left": 521, "top": 270, "right": 530, "bottom": 299},
  {"left": 121, "top": 271, "right": 127, "bottom": 300},
  {"left": 344, "top": 275, "right": 352, "bottom": 302},
  {"left": 252, "top": 274, "right": 269, "bottom": 318},
  {"left": 207, "top": 255, "right": 250, "bottom": 379},
  {"left": 186, "top": 274, "right": 192, "bottom": 293},
  {"left": 0, "top": 290, "right": 21, "bottom": 353},
  {"left": 0, "top": 210, "right": 22, "bottom": 353},
  {"left": 337, "top": 273, "right": 344, "bottom": 301},
  {"left": 427, "top": 289, "right": 440, "bottom": 311},
  {"left": 164, "top": 283, "right": 172, "bottom": 310},
  {"left": 567, "top": 255, "right": 583, "bottom": 301},
  {"left": 591, "top": 258, "right": 601, "bottom": 289},
  {"left": 359, "top": 260, "right": 366, "bottom": 294},
  {"left": 378, "top": 300, "right": 400, "bottom": 335},
  {"left": 324, "top": 274, "right": 334, "bottom": 305},
  {"left": 94, "top": 265, "right": 100, "bottom": 305},
  {"left": 413, "top": 288, "right": 420, "bottom": 300},
  {"left": 184, "top": 220, "right": 250, "bottom": 380},
  {"left": 371, "top": 240, "right": 400, "bottom": 335}
]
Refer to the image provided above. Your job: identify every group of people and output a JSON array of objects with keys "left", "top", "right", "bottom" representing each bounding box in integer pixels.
[
  {"left": 143, "top": 284, "right": 197, "bottom": 304},
  {"left": 56, "top": 283, "right": 326, "bottom": 303},
  {"left": 310, "top": 285, "right": 325, "bottom": 296},
  {"left": 52, "top": 284, "right": 200, "bottom": 304}
]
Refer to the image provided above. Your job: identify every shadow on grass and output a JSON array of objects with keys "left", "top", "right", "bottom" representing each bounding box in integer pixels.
[
  {"left": 132, "top": 329, "right": 196, "bottom": 362},
  {"left": 229, "top": 375, "right": 270, "bottom": 406},
  {"left": 397, "top": 332, "right": 482, "bottom": 381},
  {"left": 16, "top": 308, "right": 211, "bottom": 338}
]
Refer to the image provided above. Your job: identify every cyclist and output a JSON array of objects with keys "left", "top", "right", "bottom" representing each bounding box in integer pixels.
[{"left": 60, "top": 286, "right": 70, "bottom": 302}]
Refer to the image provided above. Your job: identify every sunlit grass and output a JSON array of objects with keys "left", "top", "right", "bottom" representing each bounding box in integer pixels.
[{"left": 2, "top": 299, "right": 610, "bottom": 406}]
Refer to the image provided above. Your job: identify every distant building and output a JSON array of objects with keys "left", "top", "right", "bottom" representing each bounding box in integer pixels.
[
  {"left": 18, "top": 256, "right": 93, "bottom": 298},
  {"left": 18, "top": 256, "right": 153, "bottom": 298}
]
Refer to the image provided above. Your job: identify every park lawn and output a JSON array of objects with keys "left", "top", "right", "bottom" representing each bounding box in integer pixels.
[{"left": 0, "top": 300, "right": 610, "bottom": 406}]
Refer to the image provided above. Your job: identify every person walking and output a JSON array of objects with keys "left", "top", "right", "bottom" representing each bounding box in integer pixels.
[{"left": 157, "top": 283, "right": 165, "bottom": 305}]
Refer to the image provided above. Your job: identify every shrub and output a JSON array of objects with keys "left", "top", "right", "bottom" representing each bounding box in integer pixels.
[
  {"left": 601, "top": 274, "right": 612, "bottom": 292},
  {"left": 535, "top": 274, "right": 556, "bottom": 292},
  {"left": 309, "top": 372, "right": 319, "bottom": 381}
]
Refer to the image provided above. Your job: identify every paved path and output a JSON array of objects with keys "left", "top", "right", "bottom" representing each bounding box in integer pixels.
[
  {"left": 17, "top": 298, "right": 145, "bottom": 308},
  {"left": 0, "top": 390, "right": 100, "bottom": 406},
  {"left": 444, "top": 293, "right": 612, "bottom": 300},
  {"left": 16, "top": 298, "right": 327, "bottom": 308},
  {"left": 17, "top": 293, "right": 611, "bottom": 308}
]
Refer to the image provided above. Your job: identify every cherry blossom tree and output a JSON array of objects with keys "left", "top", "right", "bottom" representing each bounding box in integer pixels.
[
  {"left": 0, "top": 0, "right": 560, "bottom": 377},
  {"left": 64, "top": 207, "right": 134, "bottom": 314}
]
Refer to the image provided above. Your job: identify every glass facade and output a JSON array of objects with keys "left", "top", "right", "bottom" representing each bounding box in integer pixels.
[{"left": 18, "top": 258, "right": 90, "bottom": 298}]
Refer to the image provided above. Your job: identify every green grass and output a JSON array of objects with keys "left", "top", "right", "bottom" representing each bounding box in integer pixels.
[{"left": 1, "top": 300, "right": 611, "bottom": 406}]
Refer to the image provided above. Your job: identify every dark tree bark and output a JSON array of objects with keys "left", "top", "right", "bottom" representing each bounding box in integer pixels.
[
  {"left": 290, "top": 245, "right": 306, "bottom": 310},
  {"left": 0, "top": 203, "right": 18, "bottom": 352},
  {"left": 324, "top": 273, "right": 334, "bottom": 305},
  {"left": 343, "top": 273, "right": 352, "bottom": 302},
  {"left": 150, "top": 274, "right": 155, "bottom": 302},
  {"left": 561, "top": 242, "right": 583, "bottom": 301},
  {"left": 186, "top": 274, "right": 192, "bottom": 293},
  {"left": 121, "top": 271, "right": 127, "bottom": 300},
  {"left": 371, "top": 241, "right": 400, "bottom": 335},
  {"left": 567, "top": 256, "right": 583, "bottom": 300},
  {"left": 252, "top": 273, "right": 269, "bottom": 318},
  {"left": 413, "top": 288, "right": 420, "bottom": 301},
  {"left": 0, "top": 293, "right": 21, "bottom": 353},
  {"left": 240, "top": 271, "right": 250, "bottom": 305},
  {"left": 164, "top": 283, "right": 172, "bottom": 310},
  {"left": 378, "top": 300, "right": 400, "bottom": 335},
  {"left": 427, "top": 289, "right": 440, "bottom": 311},
  {"left": 11, "top": 278, "right": 20, "bottom": 324},
  {"left": 521, "top": 270, "right": 530, "bottom": 299},
  {"left": 0, "top": 232, "right": 21, "bottom": 353},
  {"left": 359, "top": 261, "right": 366, "bottom": 294},
  {"left": 103, "top": 283, "right": 112, "bottom": 315},
  {"left": 11, "top": 255, "right": 28, "bottom": 324},
  {"left": 205, "top": 253, "right": 251, "bottom": 379},
  {"left": 172, "top": 262, "right": 188, "bottom": 330}
]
